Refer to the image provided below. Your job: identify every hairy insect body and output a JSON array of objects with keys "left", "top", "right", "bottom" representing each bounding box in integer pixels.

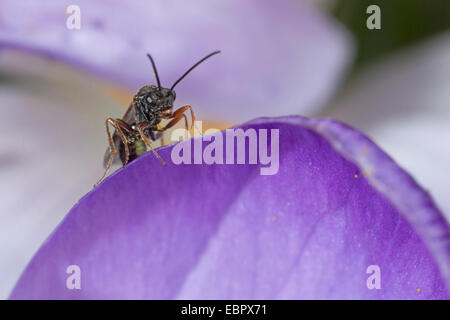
[{"left": 119, "top": 138, "right": 146, "bottom": 165}]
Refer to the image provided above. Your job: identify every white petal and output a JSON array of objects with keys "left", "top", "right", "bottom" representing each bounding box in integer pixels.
[{"left": 0, "top": 52, "right": 124, "bottom": 298}]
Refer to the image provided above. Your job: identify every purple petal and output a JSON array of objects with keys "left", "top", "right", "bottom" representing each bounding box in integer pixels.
[
  {"left": 10, "top": 116, "right": 449, "bottom": 299},
  {"left": 325, "top": 32, "right": 450, "bottom": 220},
  {"left": 0, "top": 0, "right": 352, "bottom": 122}
]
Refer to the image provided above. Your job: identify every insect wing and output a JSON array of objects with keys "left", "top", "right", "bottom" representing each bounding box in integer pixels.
[
  {"left": 121, "top": 101, "right": 136, "bottom": 124},
  {"left": 102, "top": 102, "right": 135, "bottom": 168}
]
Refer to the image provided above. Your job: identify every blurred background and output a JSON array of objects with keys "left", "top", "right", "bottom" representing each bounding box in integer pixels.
[{"left": 0, "top": 0, "right": 449, "bottom": 299}]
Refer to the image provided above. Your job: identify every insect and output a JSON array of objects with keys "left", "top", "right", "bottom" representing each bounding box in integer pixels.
[{"left": 94, "top": 50, "right": 221, "bottom": 187}]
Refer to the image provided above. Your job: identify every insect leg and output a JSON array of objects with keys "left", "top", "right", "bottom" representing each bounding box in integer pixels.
[
  {"left": 94, "top": 118, "right": 123, "bottom": 187},
  {"left": 149, "top": 130, "right": 166, "bottom": 146},
  {"left": 161, "top": 113, "right": 189, "bottom": 140},
  {"left": 94, "top": 153, "right": 114, "bottom": 188},
  {"left": 136, "top": 122, "right": 167, "bottom": 166},
  {"left": 172, "top": 105, "right": 195, "bottom": 130},
  {"left": 113, "top": 119, "right": 133, "bottom": 167}
]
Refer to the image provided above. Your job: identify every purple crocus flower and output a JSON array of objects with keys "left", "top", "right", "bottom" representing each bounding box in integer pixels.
[
  {"left": 0, "top": 0, "right": 352, "bottom": 298},
  {"left": 2, "top": 1, "right": 449, "bottom": 300},
  {"left": 10, "top": 116, "right": 450, "bottom": 299},
  {"left": 326, "top": 32, "right": 450, "bottom": 221}
]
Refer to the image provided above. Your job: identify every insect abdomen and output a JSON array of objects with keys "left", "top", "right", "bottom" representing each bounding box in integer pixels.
[{"left": 119, "top": 140, "right": 147, "bottom": 165}]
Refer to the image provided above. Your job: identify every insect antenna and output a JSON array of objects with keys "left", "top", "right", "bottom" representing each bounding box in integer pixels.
[
  {"left": 171, "top": 50, "right": 221, "bottom": 90},
  {"left": 147, "top": 53, "right": 162, "bottom": 89}
]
